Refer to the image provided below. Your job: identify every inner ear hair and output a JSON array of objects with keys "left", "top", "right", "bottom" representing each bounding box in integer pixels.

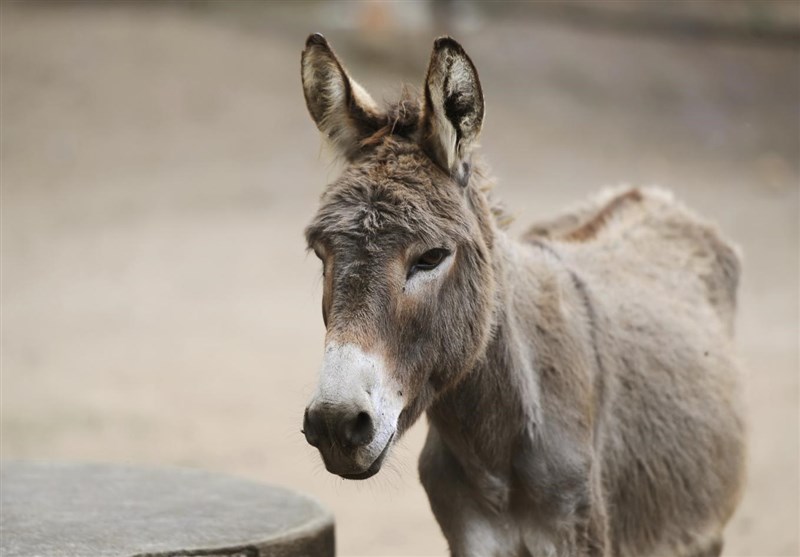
[
  {"left": 301, "top": 33, "right": 385, "bottom": 160},
  {"left": 421, "top": 36, "right": 485, "bottom": 184}
]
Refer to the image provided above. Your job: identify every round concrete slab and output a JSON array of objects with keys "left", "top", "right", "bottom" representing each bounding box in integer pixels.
[{"left": 0, "top": 461, "right": 334, "bottom": 557}]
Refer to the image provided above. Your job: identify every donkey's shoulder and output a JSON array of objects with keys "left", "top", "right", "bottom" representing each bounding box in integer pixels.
[{"left": 522, "top": 186, "right": 742, "bottom": 332}]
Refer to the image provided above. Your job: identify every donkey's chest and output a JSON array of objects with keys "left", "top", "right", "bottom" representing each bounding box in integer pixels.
[
  {"left": 420, "top": 425, "right": 581, "bottom": 557},
  {"left": 462, "top": 509, "right": 562, "bottom": 557},
  {"left": 520, "top": 525, "right": 560, "bottom": 557}
]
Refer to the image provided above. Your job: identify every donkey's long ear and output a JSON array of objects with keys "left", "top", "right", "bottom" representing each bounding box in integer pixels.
[
  {"left": 421, "top": 37, "right": 484, "bottom": 185},
  {"left": 301, "top": 33, "right": 384, "bottom": 160}
]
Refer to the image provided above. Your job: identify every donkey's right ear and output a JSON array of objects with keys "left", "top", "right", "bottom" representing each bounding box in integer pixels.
[{"left": 301, "top": 34, "right": 384, "bottom": 160}]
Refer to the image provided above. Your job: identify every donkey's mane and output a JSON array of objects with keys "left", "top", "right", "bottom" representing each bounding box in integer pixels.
[
  {"left": 360, "top": 87, "right": 422, "bottom": 148},
  {"left": 346, "top": 87, "right": 512, "bottom": 231}
]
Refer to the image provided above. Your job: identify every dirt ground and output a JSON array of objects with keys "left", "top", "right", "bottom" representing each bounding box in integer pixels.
[{"left": 1, "top": 3, "right": 798, "bottom": 556}]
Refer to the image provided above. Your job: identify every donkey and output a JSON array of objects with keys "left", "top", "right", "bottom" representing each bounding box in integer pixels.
[{"left": 299, "top": 34, "right": 746, "bottom": 557}]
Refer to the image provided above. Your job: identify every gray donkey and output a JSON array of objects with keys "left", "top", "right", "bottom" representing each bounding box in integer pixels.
[{"left": 299, "top": 34, "right": 746, "bottom": 557}]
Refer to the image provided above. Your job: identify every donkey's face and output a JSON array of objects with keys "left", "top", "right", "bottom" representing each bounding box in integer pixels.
[{"left": 300, "top": 34, "right": 494, "bottom": 479}]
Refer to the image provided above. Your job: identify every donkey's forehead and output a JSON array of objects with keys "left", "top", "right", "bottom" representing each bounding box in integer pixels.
[{"left": 305, "top": 145, "right": 467, "bottom": 249}]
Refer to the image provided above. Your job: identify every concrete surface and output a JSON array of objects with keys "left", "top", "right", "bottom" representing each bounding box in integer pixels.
[
  {"left": 1, "top": 3, "right": 797, "bottom": 556},
  {"left": 0, "top": 461, "right": 334, "bottom": 557}
]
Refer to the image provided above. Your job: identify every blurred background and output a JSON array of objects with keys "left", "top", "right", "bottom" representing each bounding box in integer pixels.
[{"left": 1, "top": 1, "right": 798, "bottom": 555}]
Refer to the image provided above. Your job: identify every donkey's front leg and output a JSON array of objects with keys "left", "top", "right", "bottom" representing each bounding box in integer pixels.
[
  {"left": 520, "top": 490, "right": 607, "bottom": 557},
  {"left": 419, "top": 427, "right": 520, "bottom": 557},
  {"left": 572, "top": 498, "right": 609, "bottom": 557},
  {"left": 574, "top": 462, "right": 609, "bottom": 557},
  {"left": 538, "top": 464, "right": 609, "bottom": 557}
]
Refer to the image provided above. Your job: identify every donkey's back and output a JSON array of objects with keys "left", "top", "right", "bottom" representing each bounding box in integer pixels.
[
  {"left": 525, "top": 187, "right": 746, "bottom": 556},
  {"left": 525, "top": 186, "right": 741, "bottom": 334}
]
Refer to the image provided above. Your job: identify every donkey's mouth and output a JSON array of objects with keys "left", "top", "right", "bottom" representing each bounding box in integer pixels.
[{"left": 339, "top": 433, "right": 394, "bottom": 481}]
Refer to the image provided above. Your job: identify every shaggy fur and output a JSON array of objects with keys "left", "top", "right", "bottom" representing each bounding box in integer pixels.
[{"left": 300, "top": 35, "right": 746, "bottom": 557}]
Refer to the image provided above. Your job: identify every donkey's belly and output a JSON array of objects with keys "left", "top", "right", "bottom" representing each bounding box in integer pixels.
[{"left": 595, "top": 299, "right": 746, "bottom": 556}]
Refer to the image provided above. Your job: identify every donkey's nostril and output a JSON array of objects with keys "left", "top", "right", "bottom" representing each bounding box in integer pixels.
[
  {"left": 303, "top": 408, "right": 323, "bottom": 448},
  {"left": 305, "top": 405, "right": 375, "bottom": 450},
  {"left": 342, "top": 411, "right": 375, "bottom": 448}
]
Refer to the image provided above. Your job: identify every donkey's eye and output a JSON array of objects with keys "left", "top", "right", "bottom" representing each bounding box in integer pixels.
[{"left": 409, "top": 248, "right": 450, "bottom": 277}]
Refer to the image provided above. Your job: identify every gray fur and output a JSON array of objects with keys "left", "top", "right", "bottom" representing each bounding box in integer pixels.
[{"left": 300, "top": 35, "right": 746, "bottom": 557}]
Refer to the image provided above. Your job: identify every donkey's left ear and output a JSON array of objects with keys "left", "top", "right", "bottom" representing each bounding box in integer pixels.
[
  {"left": 421, "top": 37, "right": 484, "bottom": 186},
  {"left": 301, "top": 33, "right": 384, "bottom": 160}
]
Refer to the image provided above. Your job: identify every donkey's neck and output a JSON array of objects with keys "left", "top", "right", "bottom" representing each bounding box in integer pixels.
[{"left": 427, "top": 232, "right": 543, "bottom": 486}]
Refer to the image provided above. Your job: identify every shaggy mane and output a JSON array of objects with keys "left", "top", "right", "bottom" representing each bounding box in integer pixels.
[{"left": 353, "top": 87, "right": 512, "bottom": 231}]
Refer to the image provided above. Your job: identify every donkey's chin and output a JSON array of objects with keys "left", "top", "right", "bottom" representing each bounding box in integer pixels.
[{"left": 327, "top": 433, "right": 395, "bottom": 481}]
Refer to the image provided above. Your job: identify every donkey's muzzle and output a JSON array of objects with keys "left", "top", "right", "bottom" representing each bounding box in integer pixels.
[
  {"left": 304, "top": 342, "right": 402, "bottom": 478},
  {"left": 303, "top": 404, "right": 376, "bottom": 450}
]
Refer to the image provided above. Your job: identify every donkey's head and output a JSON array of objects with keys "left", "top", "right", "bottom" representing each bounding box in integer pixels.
[{"left": 301, "top": 34, "right": 498, "bottom": 479}]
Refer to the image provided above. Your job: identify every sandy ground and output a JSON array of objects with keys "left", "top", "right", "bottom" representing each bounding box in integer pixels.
[{"left": 1, "top": 3, "right": 798, "bottom": 556}]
